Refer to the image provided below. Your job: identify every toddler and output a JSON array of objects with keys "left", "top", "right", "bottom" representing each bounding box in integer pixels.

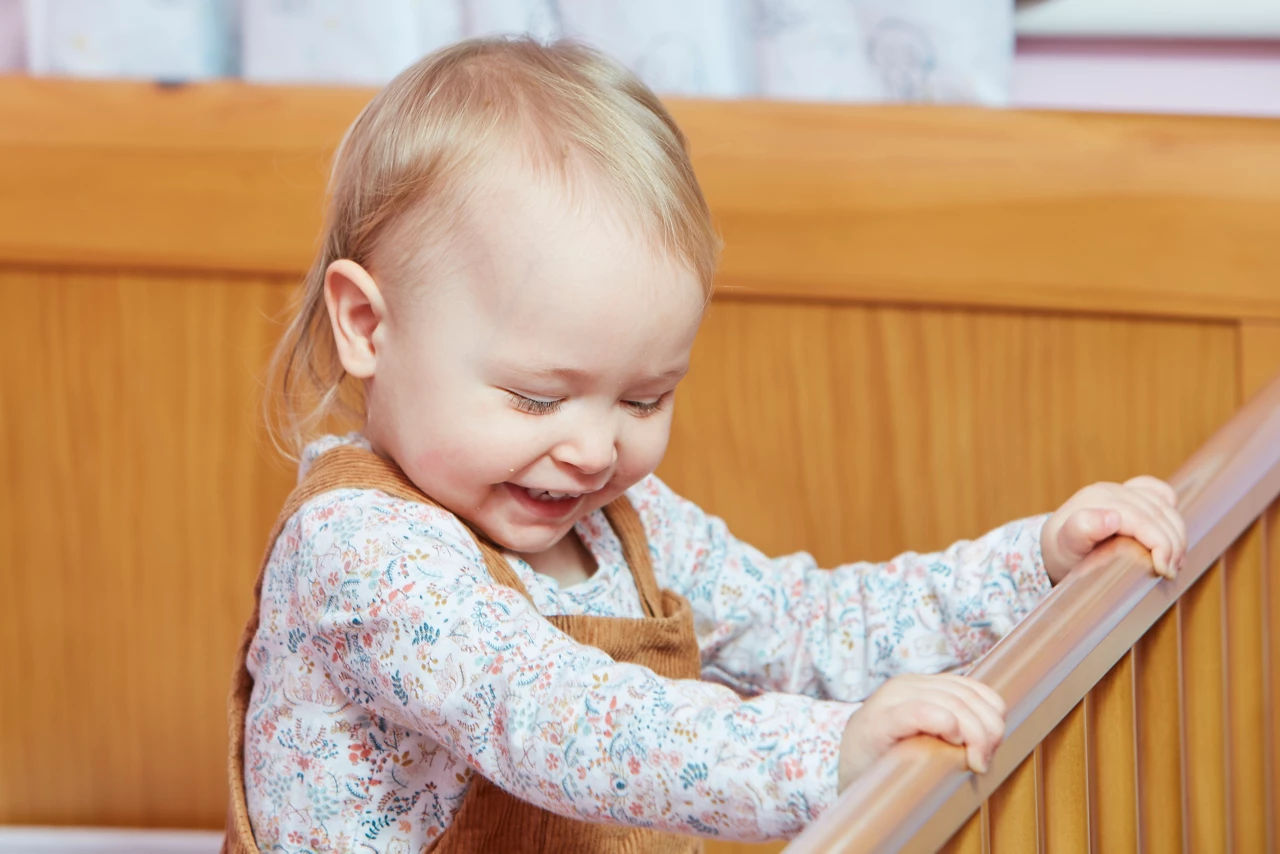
[{"left": 223, "top": 37, "right": 1186, "bottom": 854}]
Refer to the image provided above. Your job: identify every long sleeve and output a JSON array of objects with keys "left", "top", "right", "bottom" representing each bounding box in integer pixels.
[
  {"left": 283, "top": 488, "right": 855, "bottom": 842},
  {"left": 629, "top": 476, "right": 1053, "bottom": 701}
]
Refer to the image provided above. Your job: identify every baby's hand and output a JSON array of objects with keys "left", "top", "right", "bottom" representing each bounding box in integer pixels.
[
  {"left": 837, "top": 674, "right": 1006, "bottom": 790},
  {"left": 1040, "top": 476, "right": 1186, "bottom": 584}
]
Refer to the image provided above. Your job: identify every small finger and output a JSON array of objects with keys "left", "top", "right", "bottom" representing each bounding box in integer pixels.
[
  {"left": 1156, "top": 501, "right": 1188, "bottom": 574},
  {"left": 917, "top": 694, "right": 1000, "bottom": 774},
  {"left": 1123, "top": 480, "right": 1188, "bottom": 573},
  {"left": 1058, "top": 507, "right": 1121, "bottom": 559},
  {"left": 948, "top": 703, "right": 997, "bottom": 774},
  {"left": 1124, "top": 475, "right": 1178, "bottom": 508},
  {"left": 1111, "top": 492, "right": 1182, "bottom": 578},
  {"left": 935, "top": 675, "right": 1007, "bottom": 730}
]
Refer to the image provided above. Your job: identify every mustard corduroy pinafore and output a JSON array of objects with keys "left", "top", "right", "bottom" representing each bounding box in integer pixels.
[{"left": 222, "top": 446, "right": 704, "bottom": 852}]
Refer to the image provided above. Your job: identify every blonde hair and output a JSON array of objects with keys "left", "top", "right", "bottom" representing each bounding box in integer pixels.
[{"left": 265, "top": 36, "right": 721, "bottom": 459}]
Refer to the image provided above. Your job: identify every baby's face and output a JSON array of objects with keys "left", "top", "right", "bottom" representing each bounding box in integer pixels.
[{"left": 364, "top": 159, "right": 706, "bottom": 562}]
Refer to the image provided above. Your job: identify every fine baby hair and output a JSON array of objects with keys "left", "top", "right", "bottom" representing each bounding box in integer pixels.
[{"left": 266, "top": 36, "right": 720, "bottom": 459}]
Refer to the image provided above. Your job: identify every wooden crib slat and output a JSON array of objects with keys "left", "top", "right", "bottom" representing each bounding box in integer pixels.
[
  {"left": 1041, "top": 702, "right": 1088, "bottom": 853},
  {"left": 1225, "top": 522, "right": 1267, "bottom": 851},
  {"left": 938, "top": 806, "right": 985, "bottom": 854},
  {"left": 1266, "top": 502, "right": 1279, "bottom": 853},
  {"left": 1180, "top": 562, "right": 1229, "bottom": 851},
  {"left": 1134, "top": 606, "right": 1183, "bottom": 852},
  {"left": 987, "top": 751, "right": 1042, "bottom": 854},
  {"left": 1086, "top": 651, "right": 1138, "bottom": 853}
]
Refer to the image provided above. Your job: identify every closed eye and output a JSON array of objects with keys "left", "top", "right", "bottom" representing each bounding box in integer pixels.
[
  {"left": 623, "top": 394, "right": 670, "bottom": 417},
  {"left": 506, "top": 391, "right": 563, "bottom": 415}
]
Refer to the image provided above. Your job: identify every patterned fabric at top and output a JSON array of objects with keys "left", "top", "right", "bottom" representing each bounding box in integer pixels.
[{"left": 233, "top": 433, "right": 1052, "bottom": 851}]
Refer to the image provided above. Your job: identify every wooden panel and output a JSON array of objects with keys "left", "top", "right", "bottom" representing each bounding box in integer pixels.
[
  {"left": 988, "top": 751, "right": 1043, "bottom": 854},
  {"left": 690, "top": 106, "right": 1280, "bottom": 321},
  {"left": 662, "top": 300, "right": 1237, "bottom": 565},
  {"left": 938, "top": 807, "right": 985, "bottom": 854},
  {"left": 1134, "top": 606, "right": 1183, "bottom": 852},
  {"left": 5, "top": 78, "right": 1280, "bottom": 321},
  {"left": 1240, "top": 320, "right": 1280, "bottom": 400},
  {"left": 1040, "top": 703, "right": 1088, "bottom": 853},
  {"left": 0, "top": 268, "right": 295, "bottom": 827},
  {"left": 1179, "top": 562, "right": 1229, "bottom": 852},
  {"left": 1224, "top": 523, "right": 1268, "bottom": 851},
  {"left": 1085, "top": 651, "right": 1137, "bottom": 853}
]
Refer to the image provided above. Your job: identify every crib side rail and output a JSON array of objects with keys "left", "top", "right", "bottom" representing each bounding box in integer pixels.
[{"left": 786, "top": 370, "right": 1280, "bottom": 853}]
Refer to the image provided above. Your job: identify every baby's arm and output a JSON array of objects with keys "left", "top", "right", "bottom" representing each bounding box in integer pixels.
[
  {"left": 634, "top": 476, "right": 1052, "bottom": 702},
  {"left": 293, "top": 494, "right": 857, "bottom": 841}
]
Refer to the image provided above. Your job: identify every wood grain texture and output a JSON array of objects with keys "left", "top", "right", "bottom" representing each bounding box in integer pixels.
[
  {"left": 661, "top": 300, "right": 1237, "bottom": 566},
  {"left": 1179, "top": 563, "right": 1229, "bottom": 852},
  {"left": 1240, "top": 320, "right": 1280, "bottom": 401},
  {"left": 987, "top": 751, "right": 1042, "bottom": 854},
  {"left": 1266, "top": 502, "right": 1280, "bottom": 854},
  {"left": 1085, "top": 651, "right": 1137, "bottom": 854},
  {"left": 0, "top": 268, "right": 296, "bottom": 826},
  {"left": 1224, "top": 523, "right": 1267, "bottom": 852},
  {"left": 4, "top": 77, "right": 1280, "bottom": 320},
  {"left": 1133, "top": 606, "right": 1183, "bottom": 853},
  {"left": 1040, "top": 703, "right": 1088, "bottom": 853},
  {"left": 937, "top": 807, "right": 985, "bottom": 854}
]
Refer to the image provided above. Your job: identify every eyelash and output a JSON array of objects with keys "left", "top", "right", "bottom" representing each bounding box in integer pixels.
[
  {"left": 506, "top": 392, "right": 562, "bottom": 415},
  {"left": 505, "top": 392, "right": 668, "bottom": 417}
]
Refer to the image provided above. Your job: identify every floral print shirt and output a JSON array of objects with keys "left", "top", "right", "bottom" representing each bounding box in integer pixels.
[{"left": 244, "top": 434, "right": 1051, "bottom": 851}]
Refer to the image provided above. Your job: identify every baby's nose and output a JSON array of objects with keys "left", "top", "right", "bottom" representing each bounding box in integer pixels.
[{"left": 554, "top": 425, "right": 618, "bottom": 476}]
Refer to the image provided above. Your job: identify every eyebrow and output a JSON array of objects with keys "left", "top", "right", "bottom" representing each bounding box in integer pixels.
[{"left": 520, "top": 365, "right": 689, "bottom": 384}]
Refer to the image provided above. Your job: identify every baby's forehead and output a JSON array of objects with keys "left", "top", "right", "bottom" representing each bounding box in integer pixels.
[{"left": 384, "top": 146, "right": 674, "bottom": 290}]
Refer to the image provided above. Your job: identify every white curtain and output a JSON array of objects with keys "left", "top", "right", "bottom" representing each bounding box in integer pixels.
[{"left": 7, "top": 0, "right": 1015, "bottom": 104}]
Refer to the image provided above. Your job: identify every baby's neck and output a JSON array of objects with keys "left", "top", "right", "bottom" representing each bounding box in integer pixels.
[{"left": 519, "top": 531, "right": 598, "bottom": 588}]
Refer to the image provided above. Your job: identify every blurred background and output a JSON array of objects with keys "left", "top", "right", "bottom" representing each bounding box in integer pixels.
[{"left": 0, "top": 0, "right": 1277, "bottom": 115}]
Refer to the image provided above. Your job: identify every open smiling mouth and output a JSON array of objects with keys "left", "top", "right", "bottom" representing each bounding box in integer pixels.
[
  {"left": 525, "top": 488, "right": 584, "bottom": 502},
  {"left": 506, "top": 483, "right": 591, "bottom": 518}
]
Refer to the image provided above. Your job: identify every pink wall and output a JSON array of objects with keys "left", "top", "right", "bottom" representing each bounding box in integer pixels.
[{"left": 1011, "top": 37, "right": 1280, "bottom": 117}]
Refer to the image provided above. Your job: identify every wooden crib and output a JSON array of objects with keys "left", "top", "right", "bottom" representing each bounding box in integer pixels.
[{"left": 1, "top": 77, "right": 1277, "bottom": 852}]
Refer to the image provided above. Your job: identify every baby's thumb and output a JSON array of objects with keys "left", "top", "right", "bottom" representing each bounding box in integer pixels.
[{"left": 1057, "top": 508, "right": 1121, "bottom": 560}]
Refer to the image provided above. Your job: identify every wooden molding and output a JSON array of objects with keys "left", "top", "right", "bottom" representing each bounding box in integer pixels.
[{"left": 4, "top": 77, "right": 1280, "bottom": 319}]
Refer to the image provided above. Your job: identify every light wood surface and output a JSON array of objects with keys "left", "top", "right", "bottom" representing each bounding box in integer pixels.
[
  {"left": 1041, "top": 702, "right": 1088, "bottom": 853},
  {"left": 664, "top": 303, "right": 1236, "bottom": 565},
  {"left": 1086, "top": 651, "right": 1137, "bottom": 853},
  {"left": 4, "top": 77, "right": 1280, "bottom": 321},
  {"left": 1267, "top": 504, "right": 1280, "bottom": 853},
  {"left": 1224, "top": 522, "right": 1268, "bottom": 851},
  {"left": 937, "top": 807, "right": 983, "bottom": 854},
  {"left": 986, "top": 751, "right": 1041, "bottom": 854},
  {"left": 0, "top": 268, "right": 295, "bottom": 825},
  {"left": 1241, "top": 320, "right": 1280, "bottom": 401},
  {"left": 2, "top": 78, "right": 1279, "bottom": 845},
  {"left": 1134, "top": 607, "right": 1184, "bottom": 852},
  {"left": 1179, "top": 562, "right": 1229, "bottom": 852}
]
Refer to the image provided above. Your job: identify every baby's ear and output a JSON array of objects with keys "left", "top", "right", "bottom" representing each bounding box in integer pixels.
[{"left": 324, "top": 259, "right": 386, "bottom": 379}]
